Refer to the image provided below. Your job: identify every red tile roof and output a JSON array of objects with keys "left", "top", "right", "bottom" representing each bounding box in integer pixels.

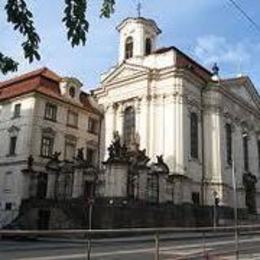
[
  {"left": 154, "top": 46, "right": 212, "bottom": 82},
  {"left": 0, "top": 67, "right": 100, "bottom": 115}
]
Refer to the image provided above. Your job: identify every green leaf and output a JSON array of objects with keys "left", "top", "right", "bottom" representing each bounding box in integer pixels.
[
  {"left": 100, "top": 0, "right": 115, "bottom": 18},
  {"left": 0, "top": 52, "right": 19, "bottom": 75}
]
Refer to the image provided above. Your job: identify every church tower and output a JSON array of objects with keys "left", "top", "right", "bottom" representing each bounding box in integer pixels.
[{"left": 116, "top": 17, "right": 161, "bottom": 63}]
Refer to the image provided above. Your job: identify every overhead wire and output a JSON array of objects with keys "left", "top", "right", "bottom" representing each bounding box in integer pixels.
[{"left": 227, "top": 0, "right": 260, "bottom": 34}]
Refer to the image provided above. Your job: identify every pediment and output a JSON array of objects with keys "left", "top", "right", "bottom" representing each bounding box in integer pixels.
[
  {"left": 225, "top": 77, "right": 260, "bottom": 110},
  {"left": 101, "top": 62, "right": 149, "bottom": 85}
]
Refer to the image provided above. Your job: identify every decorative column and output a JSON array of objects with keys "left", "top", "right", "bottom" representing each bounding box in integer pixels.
[
  {"left": 116, "top": 102, "right": 124, "bottom": 137},
  {"left": 139, "top": 95, "right": 149, "bottom": 151},
  {"left": 104, "top": 104, "right": 114, "bottom": 160},
  {"left": 172, "top": 93, "right": 185, "bottom": 175}
]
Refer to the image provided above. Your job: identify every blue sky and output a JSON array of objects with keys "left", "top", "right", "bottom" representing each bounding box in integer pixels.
[{"left": 1, "top": 0, "right": 260, "bottom": 91}]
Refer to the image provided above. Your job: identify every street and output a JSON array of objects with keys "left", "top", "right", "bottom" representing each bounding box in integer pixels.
[{"left": 1, "top": 232, "right": 260, "bottom": 259}]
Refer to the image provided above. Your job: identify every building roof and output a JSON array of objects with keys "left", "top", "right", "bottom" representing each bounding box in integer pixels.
[
  {"left": 0, "top": 67, "right": 100, "bottom": 115},
  {"left": 154, "top": 46, "right": 213, "bottom": 82}
]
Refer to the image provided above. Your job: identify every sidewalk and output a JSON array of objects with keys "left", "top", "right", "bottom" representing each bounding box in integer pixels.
[{"left": 37, "top": 231, "right": 235, "bottom": 244}]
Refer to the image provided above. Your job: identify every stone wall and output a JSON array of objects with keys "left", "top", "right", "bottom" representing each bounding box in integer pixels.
[{"left": 15, "top": 199, "right": 248, "bottom": 230}]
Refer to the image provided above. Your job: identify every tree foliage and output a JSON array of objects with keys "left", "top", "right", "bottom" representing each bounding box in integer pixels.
[{"left": 1, "top": 0, "right": 116, "bottom": 75}]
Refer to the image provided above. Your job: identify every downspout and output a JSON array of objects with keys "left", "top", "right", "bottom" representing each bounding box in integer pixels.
[{"left": 97, "top": 115, "right": 103, "bottom": 169}]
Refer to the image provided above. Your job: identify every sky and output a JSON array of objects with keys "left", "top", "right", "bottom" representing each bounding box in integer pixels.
[{"left": 1, "top": 0, "right": 260, "bottom": 92}]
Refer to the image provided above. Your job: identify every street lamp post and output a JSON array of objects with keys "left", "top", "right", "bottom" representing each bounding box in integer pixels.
[
  {"left": 213, "top": 191, "right": 218, "bottom": 229},
  {"left": 231, "top": 158, "right": 239, "bottom": 259}
]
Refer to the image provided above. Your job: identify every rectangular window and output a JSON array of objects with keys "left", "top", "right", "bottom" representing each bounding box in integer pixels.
[
  {"left": 67, "top": 110, "right": 78, "bottom": 128},
  {"left": 4, "top": 172, "right": 12, "bottom": 193},
  {"left": 44, "top": 103, "right": 57, "bottom": 121},
  {"left": 65, "top": 141, "right": 76, "bottom": 161},
  {"left": 86, "top": 148, "right": 95, "bottom": 165},
  {"left": 9, "top": 136, "right": 17, "bottom": 155},
  {"left": 243, "top": 133, "right": 249, "bottom": 171},
  {"left": 41, "top": 136, "right": 54, "bottom": 158},
  {"left": 225, "top": 123, "right": 232, "bottom": 165},
  {"left": 5, "top": 202, "right": 12, "bottom": 211},
  {"left": 13, "top": 103, "right": 21, "bottom": 118},
  {"left": 88, "top": 118, "right": 98, "bottom": 134}
]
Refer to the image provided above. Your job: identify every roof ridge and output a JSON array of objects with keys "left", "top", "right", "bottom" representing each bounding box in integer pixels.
[{"left": 0, "top": 67, "right": 61, "bottom": 88}]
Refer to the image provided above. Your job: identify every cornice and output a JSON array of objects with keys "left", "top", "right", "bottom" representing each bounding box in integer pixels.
[{"left": 205, "top": 84, "right": 260, "bottom": 119}]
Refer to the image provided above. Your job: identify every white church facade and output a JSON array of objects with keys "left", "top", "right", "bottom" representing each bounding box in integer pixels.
[{"left": 94, "top": 17, "right": 260, "bottom": 212}]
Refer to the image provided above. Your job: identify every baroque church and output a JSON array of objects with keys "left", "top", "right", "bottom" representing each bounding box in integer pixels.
[
  {"left": 94, "top": 16, "right": 260, "bottom": 212},
  {"left": 0, "top": 15, "right": 260, "bottom": 228}
]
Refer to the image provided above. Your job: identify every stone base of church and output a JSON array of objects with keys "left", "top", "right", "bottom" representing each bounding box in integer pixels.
[{"left": 13, "top": 198, "right": 252, "bottom": 230}]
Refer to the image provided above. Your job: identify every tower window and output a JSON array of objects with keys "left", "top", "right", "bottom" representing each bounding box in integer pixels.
[
  {"left": 190, "top": 112, "right": 198, "bottom": 159},
  {"left": 145, "top": 38, "right": 152, "bottom": 55},
  {"left": 125, "top": 37, "right": 133, "bottom": 59},
  {"left": 69, "top": 87, "right": 76, "bottom": 98}
]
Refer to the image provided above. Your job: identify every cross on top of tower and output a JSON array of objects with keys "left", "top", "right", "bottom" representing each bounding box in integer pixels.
[{"left": 137, "top": 1, "right": 142, "bottom": 17}]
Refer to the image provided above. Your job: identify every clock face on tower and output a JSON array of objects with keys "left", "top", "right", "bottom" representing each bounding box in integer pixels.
[{"left": 69, "top": 86, "right": 75, "bottom": 98}]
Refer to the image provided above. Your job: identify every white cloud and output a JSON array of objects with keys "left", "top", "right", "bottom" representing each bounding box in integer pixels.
[{"left": 194, "top": 35, "right": 251, "bottom": 68}]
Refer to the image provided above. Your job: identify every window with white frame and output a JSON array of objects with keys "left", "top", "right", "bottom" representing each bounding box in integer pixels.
[
  {"left": 88, "top": 117, "right": 98, "bottom": 134},
  {"left": 64, "top": 136, "right": 77, "bottom": 161},
  {"left": 13, "top": 103, "right": 21, "bottom": 118},
  {"left": 3, "top": 172, "right": 13, "bottom": 193},
  {"left": 44, "top": 102, "right": 57, "bottom": 121},
  {"left": 67, "top": 110, "right": 78, "bottom": 128}
]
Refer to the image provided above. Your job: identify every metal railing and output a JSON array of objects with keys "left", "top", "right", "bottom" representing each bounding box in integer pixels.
[{"left": 1, "top": 224, "right": 260, "bottom": 259}]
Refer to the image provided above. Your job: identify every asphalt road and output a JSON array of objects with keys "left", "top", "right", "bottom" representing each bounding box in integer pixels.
[{"left": 1, "top": 233, "right": 260, "bottom": 260}]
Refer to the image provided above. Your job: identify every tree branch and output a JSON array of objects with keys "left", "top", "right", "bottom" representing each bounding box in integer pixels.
[
  {"left": 5, "top": 0, "right": 41, "bottom": 63},
  {"left": 0, "top": 52, "right": 19, "bottom": 75},
  {"left": 100, "top": 0, "right": 115, "bottom": 18},
  {"left": 63, "top": 0, "right": 89, "bottom": 47}
]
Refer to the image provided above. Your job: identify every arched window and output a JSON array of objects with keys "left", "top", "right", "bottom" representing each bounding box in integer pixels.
[
  {"left": 145, "top": 38, "right": 152, "bottom": 55},
  {"left": 123, "top": 106, "right": 135, "bottom": 145},
  {"left": 225, "top": 123, "right": 232, "bottom": 165},
  {"left": 125, "top": 37, "right": 133, "bottom": 59},
  {"left": 243, "top": 132, "right": 249, "bottom": 171},
  {"left": 190, "top": 112, "right": 198, "bottom": 159}
]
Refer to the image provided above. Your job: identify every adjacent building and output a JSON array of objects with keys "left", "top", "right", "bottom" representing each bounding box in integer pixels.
[{"left": 0, "top": 68, "right": 101, "bottom": 227}]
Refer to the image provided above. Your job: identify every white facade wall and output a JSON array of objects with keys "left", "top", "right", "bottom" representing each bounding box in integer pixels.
[{"left": 95, "top": 17, "right": 260, "bottom": 208}]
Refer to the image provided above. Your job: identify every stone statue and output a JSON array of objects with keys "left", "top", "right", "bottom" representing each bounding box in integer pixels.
[
  {"left": 113, "top": 131, "right": 121, "bottom": 158},
  {"left": 136, "top": 149, "right": 150, "bottom": 167},
  {"left": 76, "top": 148, "right": 85, "bottom": 161},
  {"left": 107, "top": 131, "right": 129, "bottom": 162},
  {"left": 52, "top": 151, "right": 61, "bottom": 161},
  {"left": 156, "top": 155, "right": 169, "bottom": 173}
]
